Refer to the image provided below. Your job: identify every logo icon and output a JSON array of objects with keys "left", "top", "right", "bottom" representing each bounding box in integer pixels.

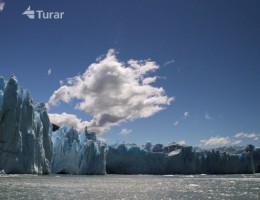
[
  {"left": 22, "top": 6, "right": 64, "bottom": 20},
  {"left": 22, "top": 6, "right": 35, "bottom": 19}
]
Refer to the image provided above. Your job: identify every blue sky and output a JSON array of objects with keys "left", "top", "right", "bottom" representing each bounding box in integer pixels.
[{"left": 0, "top": 0, "right": 260, "bottom": 147}]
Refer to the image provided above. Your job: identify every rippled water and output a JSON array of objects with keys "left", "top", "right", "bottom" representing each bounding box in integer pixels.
[{"left": 0, "top": 174, "right": 259, "bottom": 199}]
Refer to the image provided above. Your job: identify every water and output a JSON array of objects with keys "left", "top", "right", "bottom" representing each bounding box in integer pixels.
[{"left": 0, "top": 174, "right": 259, "bottom": 200}]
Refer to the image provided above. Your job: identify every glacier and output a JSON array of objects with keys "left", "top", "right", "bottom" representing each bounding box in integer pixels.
[
  {"left": 107, "top": 142, "right": 258, "bottom": 174},
  {"left": 0, "top": 76, "right": 259, "bottom": 175},
  {"left": 51, "top": 125, "right": 106, "bottom": 175},
  {"left": 0, "top": 76, "right": 52, "bottom": 174}
]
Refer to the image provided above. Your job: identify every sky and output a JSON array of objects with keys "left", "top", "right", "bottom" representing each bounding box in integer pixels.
[{"left": 0, "top": 0, "right": 260, "bottom": 147}]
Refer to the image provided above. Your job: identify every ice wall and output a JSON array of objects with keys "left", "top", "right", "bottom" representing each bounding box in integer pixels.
[
  {"left": 0, "top": 76, "right": 52, "bottom": 174},
  {"left": 51, "top": 125, "right": 106, "bottom": 175},
  {"left": 253, "top": 148, "right": 260, "bottom": 173},
  {"left": 107, "top": 142, "right": 256, "bottom": 174}
]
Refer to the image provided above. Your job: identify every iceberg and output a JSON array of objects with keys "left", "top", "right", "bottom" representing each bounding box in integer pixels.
[
  {"left": 107, "top": 142, "right": 257, "bottom": 174},
  {"left": 0, "top": 76, "right": 52, "bottom": 174},
  {"left": 51, "top": 125, "right": 106, "bottom": 175}
]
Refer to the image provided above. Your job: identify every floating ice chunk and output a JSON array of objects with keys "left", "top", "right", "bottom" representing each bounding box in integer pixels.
[{"left": 188, "top": 184, "right": 200, "bottom": 187}]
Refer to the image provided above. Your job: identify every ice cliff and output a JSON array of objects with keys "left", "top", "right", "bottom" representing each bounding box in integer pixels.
[
  {"left": 0, "top": 76, "right": 52, "bottom": 174},
  {"left": 253, "top": 148, "right": 260, "bottom": 173},
  {"left": 107, "top": 142, "right": 257, "bottom": 174},
  {"left": 51, "top": 125, "right": 106, "bottom": 175}
]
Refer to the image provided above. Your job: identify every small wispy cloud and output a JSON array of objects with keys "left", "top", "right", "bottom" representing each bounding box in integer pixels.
[
  {"left": 119, "top": 128, "right": 132, "bottom": 136},
  {"left": 204, "top": 112, "right": 211, "bottom": 120},
  {"left": 163, "top": 59, "right": 175, "bottom": 66},
  {"left": 173, "top": 121, "right": 179, "bottom": 126},
  {"left": 177, "top": 140, "right": 186, "bottom": 145},
  {"left": 200, "top": 132, "right": 259, "bottom": 147},
  {"left": 48, "top": 68, "right": 52, "bottom": 75},
  {"left": 0, "top": 1, "right": 5, "bottom": 12},
  {"left": 59, "top": 80, "right": 64, "bottom": 85},
  {"left": 232, "top": 140, "right": 242, "bottom": 145},
  {"left": 200, "top": 136, "right": 231, "bottom": 146},
  {"left": 184, "top": 111, "right": 189, "bottom": 118},
  {"left": 173, "top": 111, "right": 190, "bottom": 127},
  {"left": 234, "top": 132, "right": 259, "bottom": 141}
]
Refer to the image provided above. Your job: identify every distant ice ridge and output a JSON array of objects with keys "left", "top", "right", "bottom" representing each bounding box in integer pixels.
[
  {"left": 0, "top": 76, "right": 52, "bottom": 174},
  {"left": 107, "top": 142, "right": 258, "bottom": 174},
  {"left": 51, "top": 125, "right": 106, "bottom": 175}
]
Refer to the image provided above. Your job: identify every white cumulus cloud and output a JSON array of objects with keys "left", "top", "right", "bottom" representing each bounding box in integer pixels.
[
  {"left": 48, "top": 112, "right": 89, "bottom": 132},
  {"left": 48, "top": 49, "right": 174, "bottom": 134},
  {"left": 119, "top": 128, "right": 132, "bottom": 136},
  {"left": 142, "top": 77, "right": 157, "bottom": 85}
]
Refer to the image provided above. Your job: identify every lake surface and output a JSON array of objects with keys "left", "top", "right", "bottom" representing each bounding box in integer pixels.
[{"left": 0, "top": 174, "right": 259, "bottom": 200}]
